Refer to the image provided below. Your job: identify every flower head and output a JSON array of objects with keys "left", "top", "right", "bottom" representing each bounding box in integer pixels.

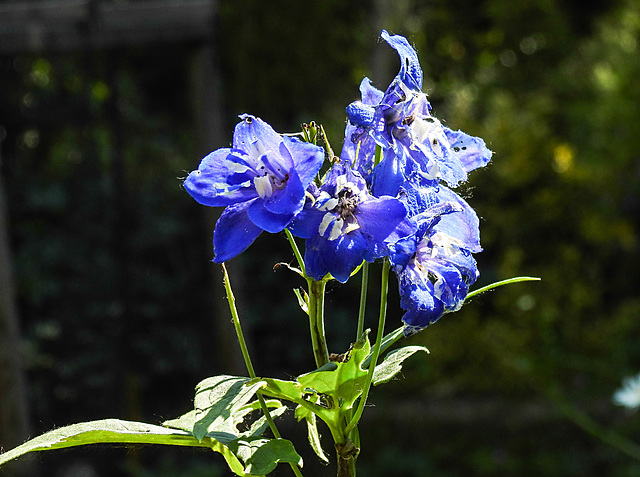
[
  {"left": 288, "top": 163, "right": 414, "bottom": 282},
  {"left": 342, "top": 30, "right": 492, "bottom": 192},
  {"left": 394, "top": 185, "right": 481, "bottom": 335},
  {"left": 184, "top": 115, "right": 324, "bottom": 262}
]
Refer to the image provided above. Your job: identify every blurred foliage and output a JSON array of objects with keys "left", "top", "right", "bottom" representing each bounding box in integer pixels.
[{"left": 1, "top": 0, "right": 640, "bottom": 476}]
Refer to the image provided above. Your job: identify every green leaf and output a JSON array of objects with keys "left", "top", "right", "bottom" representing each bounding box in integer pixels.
[
  {"left": 297, "top": 339, "right": 370, "bottom": 411},
  {"left": 192, "top": 375, "right": 266, "bottom": 442},
  {"left": 163, "top": 409, "right": 197, "bottom": 433},
  {"left": 229, "top": 438, "right": 303, "bottom": 476},
  {"left": 163, "top": 375, "right": 299, "bottom": 476},
  {"left": 259, "top": 338, "right": 372, "bottom": 436},
  {"left": 245, "top": 402, "right": 288, "bottom": 439},
  {"left": 465, "top": 276, "right": 541, "bottom": 300},
  {"left": 164, "top": 399, "right": 287, "bottom": 442},
  {"left": 295, "top": 406, "right": 329, "bottom": 463},
  {"left": 362, "top": 326, "right": 405, "bottom": 369},
  {"left": 0, "top": 419, "right": 246, "bottom": 475},
  {"left": 372, "top": 346, "right": 429, "bottom": 386}
]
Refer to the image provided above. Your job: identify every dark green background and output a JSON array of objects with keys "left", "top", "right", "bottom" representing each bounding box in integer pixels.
[{"left": 2, "top": 0, "right": 640, "bottom": 475}]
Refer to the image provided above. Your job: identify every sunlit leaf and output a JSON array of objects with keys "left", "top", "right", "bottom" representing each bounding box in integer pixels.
[
  {"left": 465, "top": 276, "right": 541, "bottom": 300},
  {"left": 0, "top": 419, "right": 248, "bottom": 475},
  {"left": 258, "top": 338, "right": 371, "bottom": 435},
  {"left": 192, "top": 375, "right": 266, "bottom": 442},
  {"left": 372, "top": 346, "right": 429, "bottom": 386},
  {"left": 229, "top": 437, "right": 303, "bottom": 475},
  {"left": 295, "top": 405, "right": 330, "bottom": 463}
]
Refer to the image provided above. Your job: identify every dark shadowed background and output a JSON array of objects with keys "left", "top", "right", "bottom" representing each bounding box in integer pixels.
[{"left": 1, "top": 0, "right": 640, "bottom": 476}]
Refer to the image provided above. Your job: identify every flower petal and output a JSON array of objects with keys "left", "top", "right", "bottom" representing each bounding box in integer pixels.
[
  {"left": 340, "top": 122, "right": 379, "bottom": 177},
  {"left": 184, "top": 149, "right": 257, "bottom": 207},
  {"left": 329, "top": 233, "right": 368, "bottom": 282},
  {"left": 355, "top": 197, "right": 407, "bottom": 239},
  {"left": 359, "top": 77, "right": 384, "bottom": 105},
  {"left": 233, "top": 114, "right": 283, "bottom": 159},
  {"left": 287, "top": 206, "right": 324, "bottom": 239},
  {"left": 263, "top": 168, "right": 305, "bottom": 216},
  {"left": 304, "top": 232, "right": 368, "bottom": 283},
  {"left": 370, "top": 148, "right": 407, "bottom": 197},
  {"left": 434, "top": 187, "right": 482, "bottom": 253},
  {"left": 247, "top": 199, "right": 295, "bottom": 233},
  {"left": 213, "top": 200, "right": 263, "bottom": 262},
  {"left": 381, "top": 30, "right": 423, "bottom": 91},
  {"left": 444, "top": 128, "right": 493, "bottom": 173},
  {"left": 281, "top": 137, "right": 324, "bottom": 187},
  {"left": 397, "top": 267, "right": 444, "bottom": 335}
]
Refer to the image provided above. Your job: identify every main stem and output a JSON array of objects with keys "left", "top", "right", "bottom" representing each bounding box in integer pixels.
[{"left": 307, "top": 278, "right": 329, "bottom": 368}]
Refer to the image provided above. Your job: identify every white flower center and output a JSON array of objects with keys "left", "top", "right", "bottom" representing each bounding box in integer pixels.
[
  {"left": 252, "top": 155, "right": 289, "bottom": 199},
  {"left": 316, "top": 174, "right": 365, "bottom": 241}
]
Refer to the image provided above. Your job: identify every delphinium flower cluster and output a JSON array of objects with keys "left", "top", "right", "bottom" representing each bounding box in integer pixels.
[
  {"left": 185, "top": 30, "right": 492, "bottom": 335},
  {"left": 2, "top": 30, "right": 521, "bottom": 477}
]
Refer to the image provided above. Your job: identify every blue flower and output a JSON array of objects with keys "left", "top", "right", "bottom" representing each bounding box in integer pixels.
[
  {"left": 288, "top": 163, "right": 414, "bottom": 283},
  {"left": 184, "top": 114, "right": 324, "bottom": 262},
  {"left": 393, "top": 185, "right": 481, "bottom": 335},
  {"left": 342, "top": 30, "right": 492, "bottom": 192}
]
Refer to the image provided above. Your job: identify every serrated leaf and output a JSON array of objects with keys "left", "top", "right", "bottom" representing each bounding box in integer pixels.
[
  {"left": 229, "top": 438, "right": 303, "bottom": 476},
  {"left": 193, "top": 375, "right": 266, "bottom": 442},
  {"left": 372, "top": 346, "right": 429, "bottom": 386},
  {"left": 259, "top": 339, "right": 371, "bottom": 435},
  {"left": 297, "top": 338, "right": 370, "bottom": 410}
]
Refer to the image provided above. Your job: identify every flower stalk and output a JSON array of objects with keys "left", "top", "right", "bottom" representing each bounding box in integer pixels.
[
  {"left": 307, "top": 277, "right": 330, "bottom": 368},
  {"left": 345, "top": 259, "right": 390, "bottom": 436},
  {"left": 221, "top": 263, "right": 304, "bottom": 477},
  {"left": 356, "top": 262, "right": 369, "bottom": 340}
]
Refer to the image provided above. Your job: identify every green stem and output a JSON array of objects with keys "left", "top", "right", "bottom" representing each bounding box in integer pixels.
[
  {"left": 221, "top": 264, "right": 304, "bottom": 477},
  {"left": 286, "top": 228, "right": 330, "bottom": 368},
  {"left": 307, "top": 278, "right": 330, "bottom": 368},
  {"left": 285, "top": 229, "right": 306, "bottom": 275},
  {"left": 345, "top": 259, "right": 390, "bottom": 436},
  {"left": 222, "top": 263, "right": 256, "bottom": 378},
  {"left": 356, "top": 262, "right": 369, "bottom": 340},
  {"left": 362, "top": 325, "right": 404, "bottom": 369}
]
